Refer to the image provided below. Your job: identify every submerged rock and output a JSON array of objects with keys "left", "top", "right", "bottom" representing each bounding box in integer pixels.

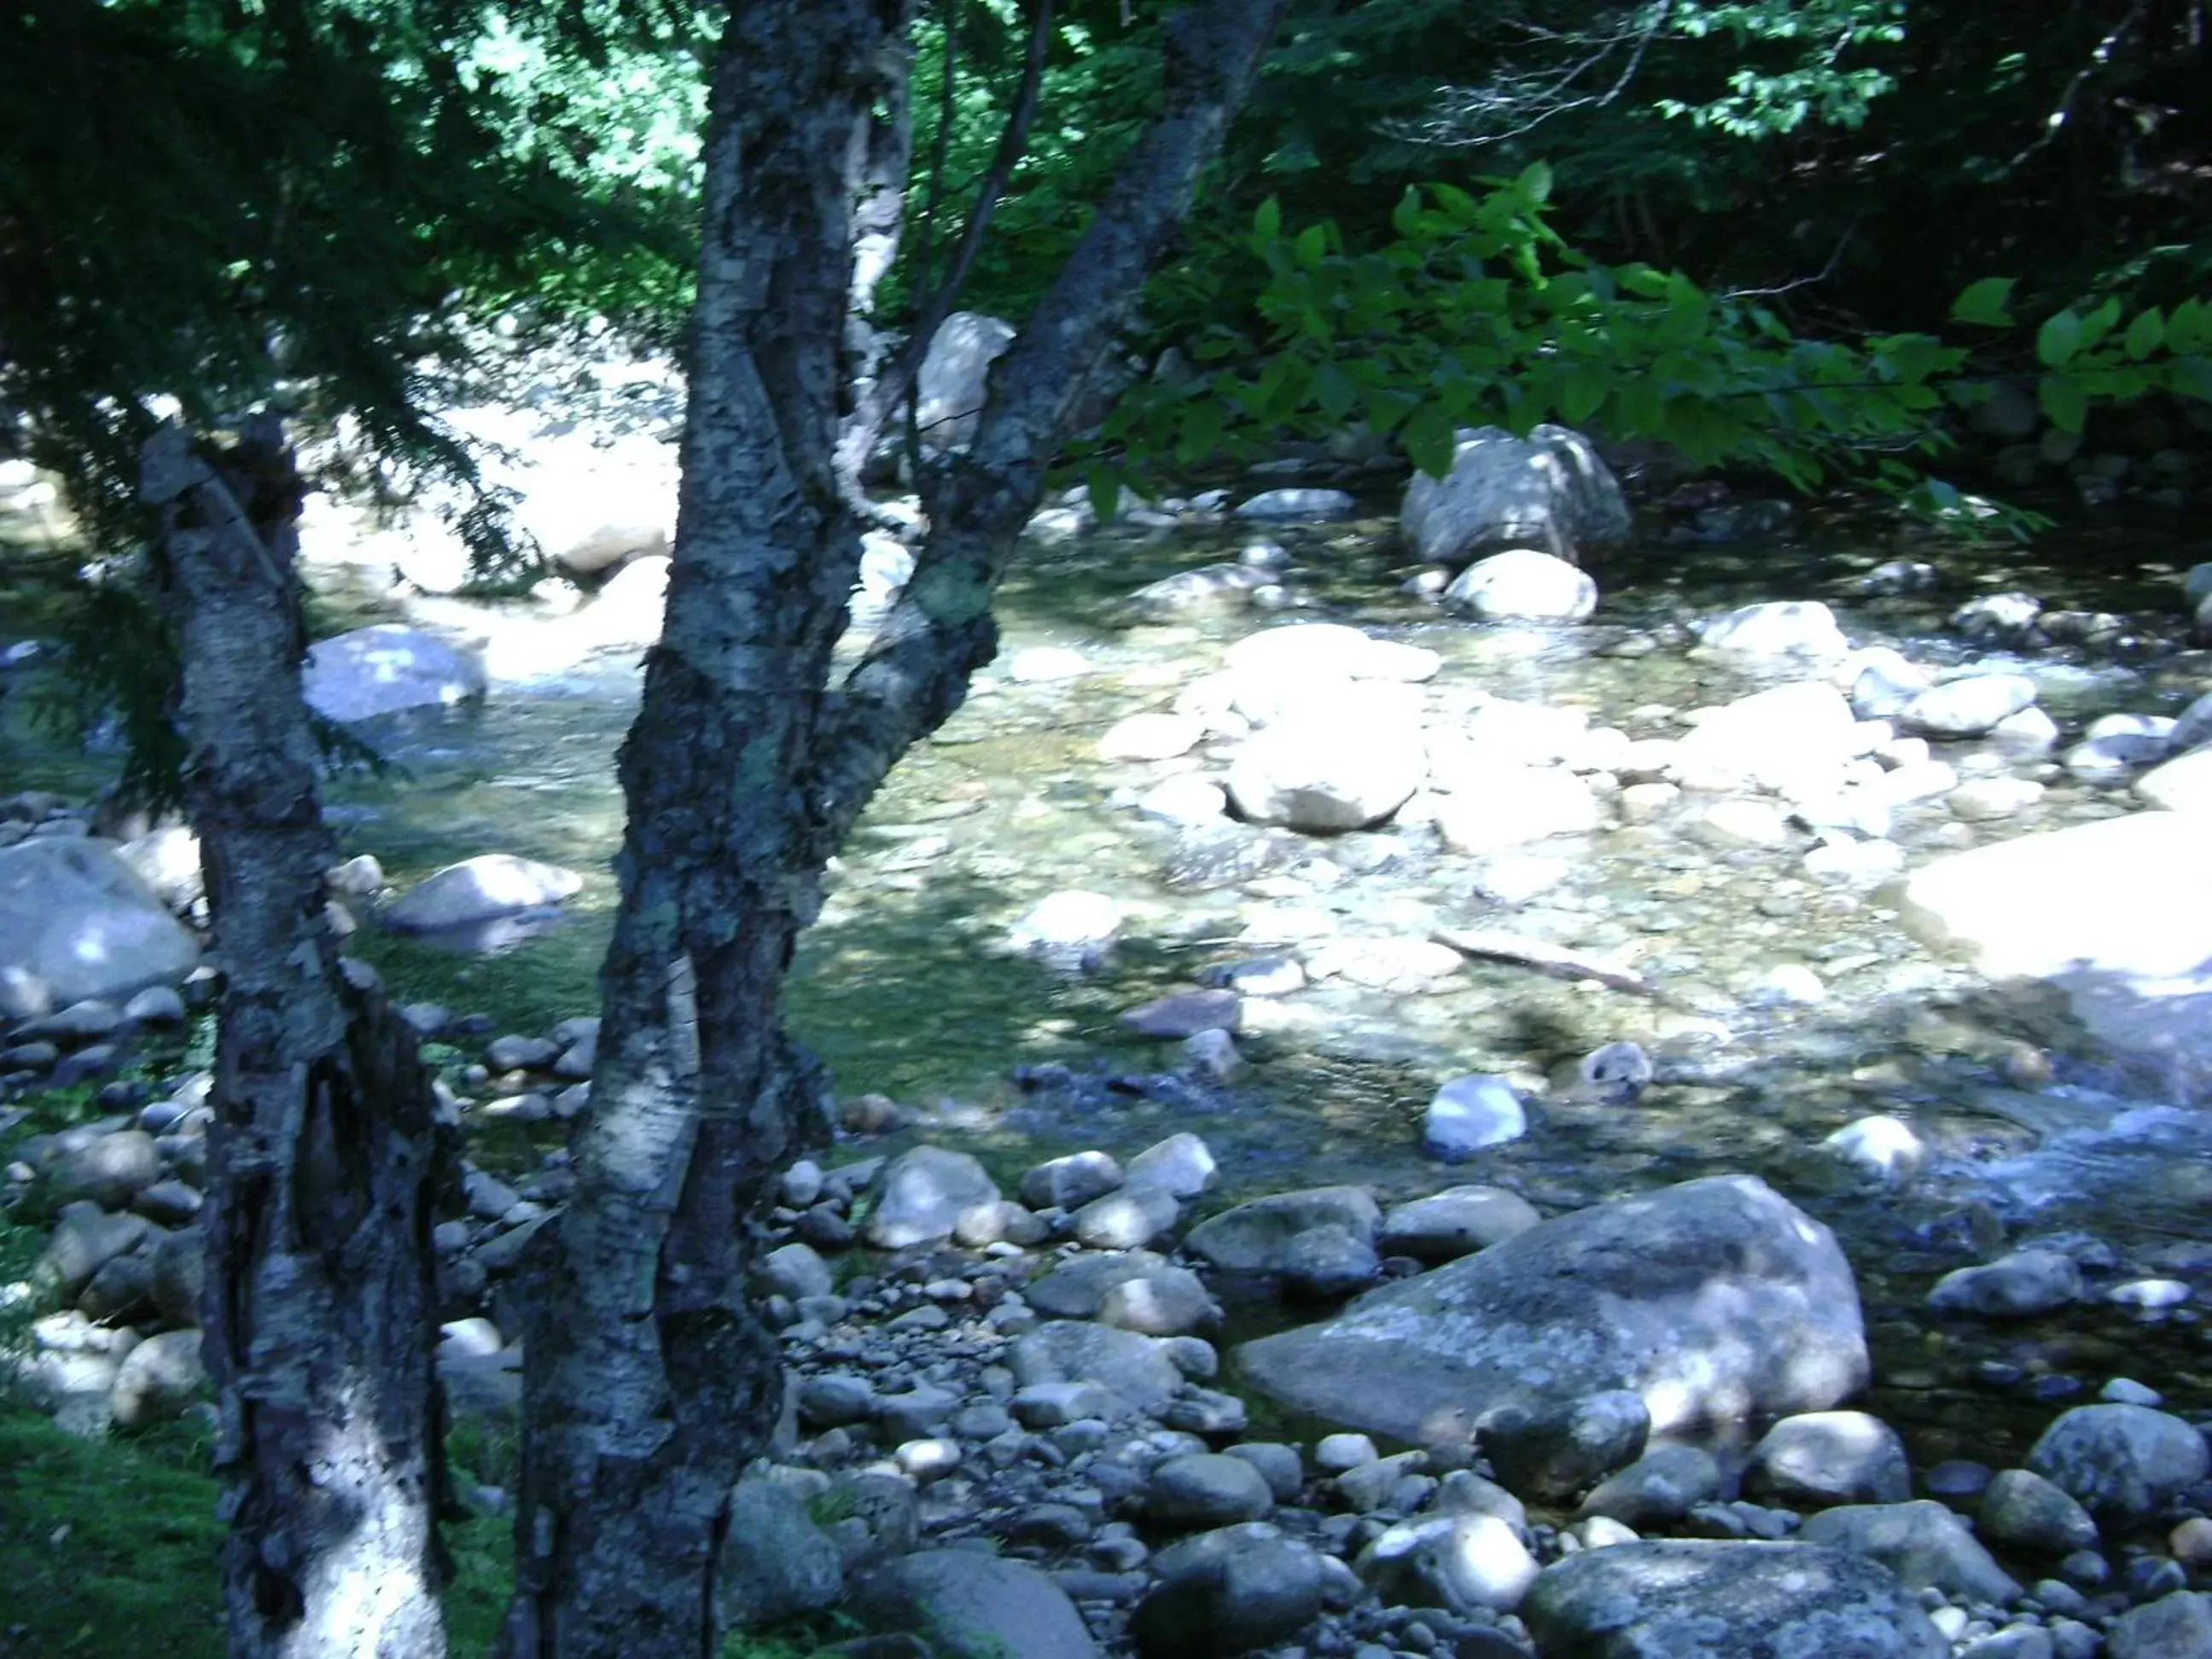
[
  {"left": 1236, "top": 1175, "right": 1867, "bottom": 1443},
  {"left": 1400, "top": 424, "right": 1629, "bottom": 566}
]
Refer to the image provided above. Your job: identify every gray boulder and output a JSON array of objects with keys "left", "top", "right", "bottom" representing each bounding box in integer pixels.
[
  {"left": 1009, "top": 1320, "right": 1180, "bottom": 1417},
  {"left": 1400, "top": 424, "right": 1629, "bottom": 565},
  {"left": 1898, "top": 673, "right": 2040, "bottom": 738},
  {"left": 1696, "top": 600, "right": 1850, "bottom": 661},
  {"left": 1098, "top": 1268, "right": 1219, "bottom": 1338},
  {"left": 1027, "top": 1251, "right": 1173, "bottom": 1319},
  {"left": 1185, "top": 1186, "right": 1380, "bottom": 1275},
  {"left": 914, "top": 312, "right": 1015, "bottom": 452},
  {"left": 716, "top": 1473, "right": 845, "bottom": 1629},
  {"left": 1930, "top": 1250, "right": 2083, "bottom": 1318},
  {"left": 1522, "top": 1540, "right": 1947, "bottom": 1658},
  {"left": 849, "top": 1549, "right": 1097, "bottom": 1659},
  {"left": 2105, "top": 1592, "right": 2212, "bottom": 1659},
  {"left": 1980, "top": 1468, "right": 2099, "bottom": 1554},
  {"left": 1578, "top": 1442, "right": 1725, "bottom": 1528},
  {"left": 1423, "top": 1074, "right": 1528, "bottom": 1159},
  {"left": 1148, "top": 1453, "right": 1275, "bottom": 1529},
  {"left": 1798, "top": 1501, "right": 2023, "bottom": 1604},
  {"left": 1481, "top": 1389, "right": 1650, "bottom": 1503},
  {"left": 1021, "top": 1150, "right": 1125, "bottom": 1212},
  {"left": 49, "top": 1129, "right": 163, "bottom": 1209},
  {"left": 865, "top": 1146, "right": 1001, "bottom": 1249},
  {"left": 1070, "top": 1185, "right": 1179, "bottom": 1251},
  {"left": 1126, "top": 1132, "right": 1218, "bottom": 1197},
  {"left": 0, "top": 839, "right": 201, "bottom": 1021},
  {"left": 1236, "top": 1175, "right": 1867, "bottom": 1444},
  {"left": 383, "top": 854, "right": 583, "bottom": 932},
  {"left": 301, "top": 625, "right": 486, "bottom": 723},
  {"left": 108, "top": 1328, "right": 208, "bottom": 1429},
  {"left": 2027, "top": 1404, "right": 2210, "bottom": 1522},
  {"left": 1379, "top": 1186, "right": 1542, "bottom": 1261},
  {"left": 1746, "top": 1412, "right": 1913, "bottom": 1509},
  {"left": 1130, "top": 1524, "right": 1326, "bottom": 1658}
]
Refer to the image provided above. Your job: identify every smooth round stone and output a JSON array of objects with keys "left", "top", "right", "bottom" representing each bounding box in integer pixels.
[
  {"left": 1948, "top": 777, "right": 2045, "bottom": 820},
  {"left": 1923, "top": 1460, "right": 1994, "bottom": 1500}
]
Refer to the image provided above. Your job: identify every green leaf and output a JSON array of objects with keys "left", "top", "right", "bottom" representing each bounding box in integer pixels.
[
  {"left": 2168, "top": 356, "right": 2212, "bottom": 401},
  {"left": 1951, "top": 277, "right": 2016, "bottom": 327},
  {"left": 2037, "top": 375, "right": 2087, "bottom": 434},
  {"left": 2035, "top": 311, "right": 2082, "bottom": 369},
  {"left": 1174, "top": 400, "right": 1224, "bottom": 466},
  {"left": 2168, "top": 299, "right": 2211, "bottom": 354},
  {"left": 1252, "top": 197, "right": 1282, "bottom": 247},
  {"left": 2122, "top": 307, "right": 2165, "bottom": 360},
  {"left": 1402, "top": 403, "right": 1455, "bottom": 478},
  {"left": 1516, "top": 160, "right": 1554, "bottom": 204},
  {"left": 1086, "top": 465, "right": 1122, "bottom": 524},
  {"left": 1391, "top": 186, "right": 1423, "bottom": 240},
  {"left": 1561, "top": 364, "right": 1609, "bottom": 424},
  {"left": 2077, "top": 296, "right": 2123, "bottom": 351},
  {"left": 1295, "top": 224, "right": 1328, "bottom": 268}
]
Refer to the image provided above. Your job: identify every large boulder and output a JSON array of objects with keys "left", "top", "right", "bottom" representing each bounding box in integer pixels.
[
  {"left": 301, "top": 625, "right": 487, "bottom": 723},
  {"left": 715, "top": 1473, "right": 845, "bottom": 1629},
  {"left": 1400, "top": 425, "right": 1630, "bottom": 566},
  {"left": 915, "top": 312, "right": 1016, "bottom": 451},
  {"left": 1185, "top": 1187, "right": 1380, "bottom": 1276},
  {"left": 865, "top": 1147, "right": 1001, "bottom": 1249},
  {"left": 1130, "top": 1524, "right": 1328, "bottom": 1659},
  {"left": 1900, "top": 811, "right": 2212, "bottom": 1102},
  {"left": 1522, "top": 1540, "right": 1947, "bottom": 1658},
  {"left": 1696, "top": 600, "right": 1851, "bottom": 661},
  {"left": 1236, "top": 1175, "right": 1867, "bottom": 1444},
  {"left": 1672, "top": 680, "right": 1860, "bottom": 792},
  {"left": 2026, "top": 1403, "right": 2209, "bottom": 1522},
  {"left": 848, "top": 1550, "right": 1097, "bottom": 1659},
  {"left": 1797, "top": 1501, "right": 2023, "bottom": 1604},
  {"left": 382, "top": 854, "right": 584, "bottom": 933},
  {"left": 0, "top": 839, "right": 201, "bottom": 1021}
]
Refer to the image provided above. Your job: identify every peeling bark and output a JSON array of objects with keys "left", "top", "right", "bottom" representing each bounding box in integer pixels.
[
  {"left": 504, "top": 3, "right": 1286, "bottom": 1655},
  {"left": 145, "top": 418, "right": 455, "bottom": 1659}
]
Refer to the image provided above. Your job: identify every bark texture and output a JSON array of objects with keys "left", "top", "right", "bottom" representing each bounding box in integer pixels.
[
  {"left": 145, "top": 419, "right": 454, "bottom": 1659},
  {"left": 504, "top": 3, "right": 1285, "bottom": 1655}
]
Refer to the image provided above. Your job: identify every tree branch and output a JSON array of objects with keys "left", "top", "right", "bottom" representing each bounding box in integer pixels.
[{"left": 810, "top": 0, "right": 1289, "bottom": 847}]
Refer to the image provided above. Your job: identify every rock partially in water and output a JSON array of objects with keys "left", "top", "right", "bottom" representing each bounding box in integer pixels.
[
  {"left": 1126, "top": 1132, "right": 1219, "bottom": 1198},
  {"left": 1522, "top": 1540, "right": 1947, "bottom": 1658},
  {"left": 1480, "top": 1388, "right": 1650, "bottom": 1503},
  {"left": 1980, "top": 1468, "right": 2100, "bottom": 1555},
  {"left": 1400, "top": 424, "right": 1630, "bottom": 567},
  {"left": 2105, "top": 1591, "right": 2212, "bottom": 1659},
  {"left": 1928, "top": 1249, "right": 2083, "bottom": 1318},
  {"left": 1433, "top": 765, "right": 1603, "bottom": 854},
  {"left": 1379, "top": 1186, "right": 1542, "bottom": 1262},
  {"left": 1005, "top": 889, "right": 1124, "bottom": 970},
  {"left": 1898, "top": 672, "right": 2039, "bottom": 738},
  {"left": 1746, "top": 1412, "right": 1912, "bottom": 1509},
  {"left": 1236, "top": 1175, "right": 1868, "bottom": 1443},
  {"left": 1125, "top": 562, "right": 1274, "bottom": 620},
  {"left": 1233, "top": 487, "right": 1356, "bottom": 521},
  {"left": 1441, "top": 550, "right": 1598, "bottom": 623},
  {"left": 1901, "top": 811, "right": 2212, "bottom": 1103},
  {"left": 2136, "top": 745, "right": 2212, "bottom": 812},
  {"left": 2027, "top": 1404, "right": 2210, "bottom": 1522},
  {"left": 302, "top": 624, "right": 487, "bottom": 723},
  {"left": 1696, "top": 600, "right": 1851, "bottom": 661},
  {"left": 1825, "top": 1115, "right": 1927, "bottom": 1185},
  {"left": 1577, "top": 1443, "right": 1725, "bottom": 1528},
  {"left": 1185, "top": 1186, "right": 1380, "bottom": 1276},
  {"left": 1423, "top": 1074, "right": 1528, "bottom": 1160},
  {"left": 0, "top": 839, "right": 201, "bottom": 1022},
  {"left": 1225, "top": 701, "right": 1426, "bottom": 832},
  {"left": 1356, "top": 1511, "right": 1538, "bottom": 1615},
  {"left": 383, "top": 854, "right": 584, "bottom": 933}
]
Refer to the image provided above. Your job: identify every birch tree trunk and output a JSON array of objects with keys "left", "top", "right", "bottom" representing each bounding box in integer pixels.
[
  {"left": 144, "top": 418, "right": 455, "bottom": 1659},
  {"left": 503, "top": 3, "right": 1285, "bottom": 1654}
]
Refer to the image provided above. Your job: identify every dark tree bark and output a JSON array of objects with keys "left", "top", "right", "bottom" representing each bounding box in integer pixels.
[
  {"left": 144, "top": 418, "right": 456, "bottom": 1659},
  {"left": 502, "top": 3, "right": 1285, "bottom": 1655}
]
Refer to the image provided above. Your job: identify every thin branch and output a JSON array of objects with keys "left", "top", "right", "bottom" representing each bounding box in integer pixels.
[
  {"left": 2004, "top": 0, "right": 2150, "bottom": 172},
  {"left": 1718, "top": 215, "right": 1859, "bottom": 300}
]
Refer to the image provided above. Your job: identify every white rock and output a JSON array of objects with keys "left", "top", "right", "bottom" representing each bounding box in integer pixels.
[
  {"left": 1824, "top": 1116, "right": 1926, "bottom": 1184},
  {"left": 384, "top": 854, "right": 584, "bottom": 932},
  {"left": 1099, "top": 712, "right": 1204, "bottom": 762},
  {"left": 1441, "top": 550, "right": 1598, "bottom": 623},
  {"left": 1007, "top": 890, "right": 1124, "bottom": 969},
  {"left": 2136, "top": 746, "right": 2212, "bottom": 812},
  {"left": 1898, "top": 673, "right": 2039, "bottom": 738},
  {"left": 2170, "top": 690, "right": 2212, "bottom": 753},
  {"left": 1672, "top": 682, "right": 1860, "bottom": 789},
  {"left": 1227, "top": 705, "right": 1427, "bottom": 832},
  {"left": 915, "top": 311, "right": 1015, "bottom": 451},
  {"left": 1433, "top": 767, "right": 1602, "bottom": 854},
  {"left": 1802, "top": 837, "right": 1906, "bottom": 883},
  {"left": 1697, "top": 601, "right": 1850, "bottom": 661},
  {"left": 1137, "top": 776, "right": 1229, "bottom": 824},
  {"left": 1687, "top": 798, "right": 1795, "bottom": 849},
  {"left": 1224, "top": 623, "right": 1440, "bottom": 684},
  {"left": 1947, "top": 777, "right": 2045, "bottom": 821},
  {"left": 1005, "top": 645, "right": 1091, "bottom": 684},
  {"left": 1424, "top": 1074, "right": 1528, "bottom": 1159}
]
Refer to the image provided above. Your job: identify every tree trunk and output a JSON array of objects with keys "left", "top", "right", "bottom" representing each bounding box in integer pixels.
[
  {"left": 503, "top": 3, "right": 1284, "bottom": 1655},
  {"left": 144, "top": 418, "right": 456, "bottom": 1659}
]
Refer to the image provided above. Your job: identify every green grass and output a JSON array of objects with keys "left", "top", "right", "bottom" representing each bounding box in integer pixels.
[{"left": 0, "top": 1407, "right": 851, "bottom": 1657}]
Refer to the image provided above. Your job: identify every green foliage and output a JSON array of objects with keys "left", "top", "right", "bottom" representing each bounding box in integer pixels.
[{"left": 1086, "top": 172, "right": 2212, "bottom": 533}]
